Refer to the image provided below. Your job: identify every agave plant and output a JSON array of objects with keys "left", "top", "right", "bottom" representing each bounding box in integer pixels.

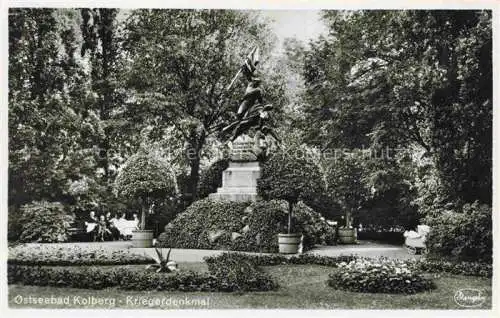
[{"left": 146, "top": 248, "right": 178, "bottom": 273}]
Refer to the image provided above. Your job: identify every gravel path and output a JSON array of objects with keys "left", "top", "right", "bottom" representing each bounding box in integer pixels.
[{"left": 23, "top": 240, "right": 421, "bottom": 262}]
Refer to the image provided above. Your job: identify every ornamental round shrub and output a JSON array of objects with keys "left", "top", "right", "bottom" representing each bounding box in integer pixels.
[
  {"left": 424, "top": 201, "right": 492, "bottom": 263},
  {"left": 328, "top": 258, "right": 435, "bottom": 294},
  {"left": 156, "top": 198, "right": 334, "bottom": 252},
  {"left": 113, "top": 150, "right": 176, "bottom": 200},
  {"left": 257, "top": 151, "right": 324, "bottom": 205},
  {"left": 17, "top": 201, "right": 73, "bottom": 243}
]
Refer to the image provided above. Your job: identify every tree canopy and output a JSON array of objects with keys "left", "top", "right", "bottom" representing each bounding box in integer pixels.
[{"left": 299, "top": 10, "right": 492, "bottom": 205}]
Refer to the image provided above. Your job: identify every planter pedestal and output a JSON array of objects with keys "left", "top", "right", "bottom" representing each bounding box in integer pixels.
[
  {"left": 338, "top": 228, "right": 356, "bottom": 244},
  {"left": 278, "top": 233, "right": 301, "bottom": 254},
  {"left": 131, "top": 230, "right": 154, "bottom": 248}
]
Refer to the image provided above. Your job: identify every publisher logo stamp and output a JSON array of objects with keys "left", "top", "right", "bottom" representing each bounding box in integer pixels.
[{"left": 454, "top": 289, "right": 486, "bottom": 308}]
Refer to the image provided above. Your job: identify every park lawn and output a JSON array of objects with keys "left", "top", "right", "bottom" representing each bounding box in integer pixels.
[{"left": 8, "top": 264, "right": 492, "bottom": 309}]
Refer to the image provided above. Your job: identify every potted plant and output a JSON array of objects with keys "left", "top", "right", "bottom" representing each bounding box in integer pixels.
[
  {"left": 337, "top": 208, "right": 356, "bottom": 244},
  {"left": 258, "top": 151, "right": 324, "bottom": 253},
  {"left": 114, "top": 149, "right": 175, "bottom": 248},
  {"left": 325, "top": 156, "right": 369, "bottom": 244}
]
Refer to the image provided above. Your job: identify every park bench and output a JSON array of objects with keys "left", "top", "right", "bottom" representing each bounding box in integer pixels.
[{"left": 68, "top": 222, "right": 89, "bottom": 241}]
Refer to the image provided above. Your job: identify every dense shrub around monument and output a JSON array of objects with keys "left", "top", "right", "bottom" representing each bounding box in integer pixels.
[
  {"left": 197, "top": 159, "right": 229, "bottom": 199},
  {"left": 17, "top": 201, "right": 73, "bottom": 243},
  {"left": 424, "top": 201, "right": 492, "bottom": 263},
  {"left": 328, "top": 258, "right": 435, "bottom": 294},
  {"left": 156, "top": 198, "right": 336, "bottom": 252}
]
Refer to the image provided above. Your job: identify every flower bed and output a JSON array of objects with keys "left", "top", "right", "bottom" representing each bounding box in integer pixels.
[
  {"left": 328, "top": 258, "right": 435, "bottom": 294},
  {"left": 8, "top": 245, "right": 154, "bottom": 266},
  {"left": 205, "top": 253, "right": 491, "bottom": 278}
]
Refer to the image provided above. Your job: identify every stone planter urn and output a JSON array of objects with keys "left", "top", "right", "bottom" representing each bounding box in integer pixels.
[
  {"left": 278, "top": 233, "right": 301, "bottom": 254},
  {"left": 338, "top": 227, "right": 356, "bottom": 244},
  {"left": 131, "top": 229, "right": 154, "bottom": 248}
]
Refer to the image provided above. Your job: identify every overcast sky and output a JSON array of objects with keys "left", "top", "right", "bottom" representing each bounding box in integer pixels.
[{"left": 259, "top": 10, "right": 327, "bottom": 49}]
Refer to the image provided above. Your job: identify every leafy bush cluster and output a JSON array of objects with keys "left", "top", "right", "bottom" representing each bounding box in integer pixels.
[
  {"left": 157, "top": 199, "right": 335, "bottom": 252},
  {"left": 294, "top": 202, "right": 337, "bottom": 245},
  {"left": 8, "top": 245, "right": 154, "bottom": 266},
  {"left": 424, "top": 201, "right": 492, "bottom": 263},
  {"left": 328, "top": 258, "right": 435, "bottom": 294},
  {"left": 197, "top": 159, "right": 229, "bottom": 199},
  {"left": 204, "top": 253, "right": 277, "bottom": 291},
  {"left": 17, "top": 201, "right": 74, "bottom": 243}
]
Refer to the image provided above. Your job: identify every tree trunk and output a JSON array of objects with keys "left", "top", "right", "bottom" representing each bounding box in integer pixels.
[
  {"left": 188, "top": 154, "right": 200, "bottom": 202},
  {"left": 185, "top": 129, "right": 205, "bottom": 201},
  {"left": 288, "top": 201, "right": 294, "bottom": 234},
  {"left": 140, "top": 202, "right": 147, "bottom": 230},
  {"left": 345, "top": 208, "right": 352, "bottom": 228}
]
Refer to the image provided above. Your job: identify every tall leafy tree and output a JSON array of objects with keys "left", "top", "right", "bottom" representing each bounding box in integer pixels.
[
  {"left": 301, "top": 10, "right": 492, "bottom": 205},
  {"left": 8, "top": 8, "right": 90, "bottom": 206},
  {"left": 123, "top": 9, "right": 287, "bottom": 200}
]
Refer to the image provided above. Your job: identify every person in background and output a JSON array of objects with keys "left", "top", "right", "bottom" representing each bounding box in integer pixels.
[
  {"left": 132, "top": 213, "right": 140, "bottom": 229},
  {"left": 115, "top": 212, "right": 127, "bottom": 240},
  {"left": 106, "top": 212, "right": 120, "bottom": 241},
  {"left": 84, "top": 211, "right": 98, "bottom": 241},
  {"left": 96, "top": 215, "right": 112, "bottom": 241}
]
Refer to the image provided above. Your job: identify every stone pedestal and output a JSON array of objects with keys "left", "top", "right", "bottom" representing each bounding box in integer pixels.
[
  {"left": 209, "top": 134, "right": 261, "bottom": 202},
  {"left": 209, "top": 161, "right": 261, "bottom": 202}
]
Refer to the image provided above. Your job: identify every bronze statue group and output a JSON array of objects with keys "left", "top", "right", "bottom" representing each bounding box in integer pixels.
[{"left": 220, "top": 46, "right": 281, "bottom": 148}]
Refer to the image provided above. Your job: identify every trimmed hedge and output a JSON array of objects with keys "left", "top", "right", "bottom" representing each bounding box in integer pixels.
[
  {"left": 8, "top": 253, "right": 277, "bottom": 292},
  {"left": 8, "top": 245, "right": 154, "bottom": 266},
  {"left": 157, "top": 199, "right": 336, "bottom": 252},
  {"left": 414, "top": 259, "right": 492, "bottom": 278},
  {"left": 328, "top": 258, "right": 435, "bottom": 294},
  {"left": 8, "top": 265, "right": 219, "bottom": 291},
  {"left": 204, "top": 253, "right": 357, "bottom": 267}
]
